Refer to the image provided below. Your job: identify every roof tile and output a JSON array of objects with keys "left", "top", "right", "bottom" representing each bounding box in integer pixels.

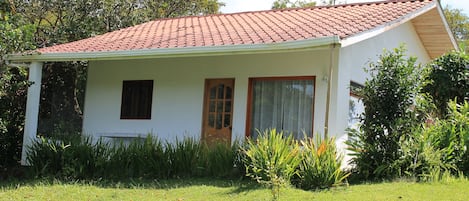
[{"left": 38, "top": 0, "right": 435, "bottom": 53}]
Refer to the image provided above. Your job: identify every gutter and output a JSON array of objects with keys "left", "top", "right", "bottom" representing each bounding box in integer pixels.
[
  {"left": 4, "top": 60, "right": 30, "bottom": 68},
  {"left": 4, "top": 36, "right": 341, "bottom": 62}
]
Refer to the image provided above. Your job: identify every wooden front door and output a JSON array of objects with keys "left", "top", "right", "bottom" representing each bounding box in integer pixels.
[{"left": 202, "top": 79, "right": 234, "bottom": 144}]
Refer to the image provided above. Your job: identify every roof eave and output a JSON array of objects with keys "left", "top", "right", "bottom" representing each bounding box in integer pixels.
[
  {"left": 5, "top": 36, "right": 341, "bottom": 63},
  {"left": 340, "top": 1, "right": 455, "bottom": 50},
  {"left": 435, "top": 2, "right": 459, "bottom": 49}
]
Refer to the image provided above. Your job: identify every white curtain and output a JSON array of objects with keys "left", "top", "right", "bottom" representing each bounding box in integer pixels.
[{"left": 251, "top": 79, "right": 314, "bottom": 139}]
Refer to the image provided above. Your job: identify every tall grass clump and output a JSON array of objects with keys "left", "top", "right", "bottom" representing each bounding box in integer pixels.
[
  {"left": 27, "top": 134, "right": 244, "bottom": 180},
  {"left": 166, "top": 137, "right": 202, "bottom": 178},
  {"left": 105, "top": 136, "right": 168, "bottom": 179},
  {"left": 295, "top": 135, "right": 350, "bottom": 189},
  {"left": 27, "top": 134, "right": 109, "bottom": 179},
  {"left": 198, "top": 141, "right": 242, "bottom": 178},
  {"left": 242, "top": 129, "right": 301, "bottom": 200}
]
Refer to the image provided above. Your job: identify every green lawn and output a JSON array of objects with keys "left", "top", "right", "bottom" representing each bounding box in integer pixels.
[{"left": 1, "top": 178, "right": 468, "bottom": 201}]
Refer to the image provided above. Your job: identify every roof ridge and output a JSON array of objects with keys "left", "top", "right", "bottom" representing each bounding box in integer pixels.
[{"left": 141, "top": 0, "right": 433, "bottom": 23}]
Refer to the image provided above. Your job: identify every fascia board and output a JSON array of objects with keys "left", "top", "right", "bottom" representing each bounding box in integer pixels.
[
  {"left": 5, "top": 36, "right": 341, "bottom": 62},
  {"left": 340, "top": 2, "right": 437, "bottom": 48},
  {"left": 435, "top": 2, "right": 458, "bottom": 49}
]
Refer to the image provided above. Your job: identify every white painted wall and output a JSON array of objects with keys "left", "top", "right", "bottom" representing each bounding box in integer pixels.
[
  {"left": 83, "top": 49, "right": 334, "bottom": 142},
  {"left": 82, "top": 21, "right": 432, "bottom": 146},
  {"left": 334, "top": 21, "right": 432, "bottom": 165}
]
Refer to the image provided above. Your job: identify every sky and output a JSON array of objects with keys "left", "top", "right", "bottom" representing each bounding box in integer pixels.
[{"left": 220, "top": 0, "right": 469, "bottom": 15}]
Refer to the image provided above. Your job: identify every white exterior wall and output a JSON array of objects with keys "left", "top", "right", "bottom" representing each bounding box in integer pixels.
[
  {"left": 83, "top": 49, "right": 335, "bottom": 141},
  {"left": 334, "top": 22, "right": 431, "bottom": 160}
]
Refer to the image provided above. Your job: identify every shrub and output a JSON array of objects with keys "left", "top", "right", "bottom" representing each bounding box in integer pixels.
[
  {"left": 347, "top": 45, "right": 422, "bottom": 180},
  {"left": 0, "top": 67, "right": 30, "bottom": 177},
  {"left": 423, "top": 51, "right": 469, "bottom": 118},
  {"left": 296, "top": 136, "right": 349, "bottom": 190},
  {"left": 391, "top": 100, "right": 468, "bottom": 181},
  {"left": 395, "top": 127, "right": 455, "bottom": 182},
  {"left": 242, "top": 129, "right": 301, "bottom": 200}
]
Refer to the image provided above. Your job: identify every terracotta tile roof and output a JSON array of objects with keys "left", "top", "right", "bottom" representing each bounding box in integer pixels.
[{"left": 38, "top": 0, "right": 435, "bottom": 54}]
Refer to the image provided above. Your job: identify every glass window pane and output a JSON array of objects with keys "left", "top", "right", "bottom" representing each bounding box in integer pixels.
[
  {"left": 224, "top": 114, "right": 231, "bottom": 127},
  {"left": 217, "top": 84, "right": 225, "bottom": 99},
  {"left": 250, "top": 79, "right": 314, "bottom": 139},
  {"left": 216, "top": 113, "right": 223, "bottom": 129},
  {"left": 217, "top": 101, "right": 223, "bottom": 113},
  {"left": 225, "top": 101, "right": 231, "bottom": 113},
  {"left": 209, "top": 101, "right": 216, "bottom": 112},
  {"left": 226, "top": 87, "right": 232, "bottom": 99},
  {"left": 120, "top": 80, "right": 153, "bottom": 119},
  {"left": 210, "top": 87, "right": 217, "bottom": 99},
  {"left": 209, "top": 114, "right": 215, "bottom": 128}
]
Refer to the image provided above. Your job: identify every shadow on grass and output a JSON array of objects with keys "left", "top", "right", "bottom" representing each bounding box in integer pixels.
[{"left": 0, "top": 176, "right": 264, "bottom": 194}]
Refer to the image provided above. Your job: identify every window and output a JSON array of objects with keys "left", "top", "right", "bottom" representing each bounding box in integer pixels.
[
  {"left": 247, "top": 77, "right": 315, "bottom": 139},
  {"left": 348, "top": 81, "right": 364, "bottom": 129},
  {"left": 120, "top": 80, "right": 154, "bottom": 119}
]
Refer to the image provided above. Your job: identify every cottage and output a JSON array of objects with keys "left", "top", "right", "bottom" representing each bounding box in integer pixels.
[{"left": 5, "top": 0, "right": 457, "bottom": 165}]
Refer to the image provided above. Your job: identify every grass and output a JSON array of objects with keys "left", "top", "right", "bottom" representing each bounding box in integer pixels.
[{"left": 1, "top": 178, "right": 469, "bottom": 201}]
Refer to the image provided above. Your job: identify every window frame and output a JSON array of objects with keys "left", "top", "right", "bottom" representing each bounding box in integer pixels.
[
  {"left": 120, "top": 80, "right": 154, "bottom": 120},
  {"left": 245, "top": 76, "right": 316, "bottom": 138},
  {"left": 348, "top": 81, "right": 364, "bottom": 128}
]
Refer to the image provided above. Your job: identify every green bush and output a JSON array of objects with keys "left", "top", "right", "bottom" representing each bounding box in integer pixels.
[
  {"left": 423, "top": 51, "right": 469, "bottom": 118},
  {"left": 242, "top": 129, "right": 301, "bottom": 200},
  {"left": 395, "top": 127, "right": 455, "bottom": 182},
  {"left": 347, "top": 46, "right": 422, "bottom": 180},
  {"left": 296, "top": 136, "right": 349, "bottom": 189},
  {"left": 391, "top": 100, "right": 469, "bottom": 181}
]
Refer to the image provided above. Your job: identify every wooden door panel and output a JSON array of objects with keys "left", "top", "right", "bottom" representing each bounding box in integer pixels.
[{"left": 202, "top": 79, "right": 234, "bottom": 144}]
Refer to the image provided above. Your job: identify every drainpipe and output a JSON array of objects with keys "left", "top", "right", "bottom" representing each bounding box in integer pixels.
[{"left": 324, "top": 38, "right": 339, "bottom": 139}]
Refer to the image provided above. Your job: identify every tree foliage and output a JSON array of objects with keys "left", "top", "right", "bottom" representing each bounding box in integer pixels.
[
  {"left": 444, "top": 6, "right": 469, "bottom": 52},
  {"left": 272, "top": 0, "right": 316, "bottom": 9},
  {"left": 423, "top": 51, "right": 469, "bottom": 118},
  {"left": 347, "top": 46, "right": 422, "bottom": 180},
  {"left": 0, "top": 0, "right": 35, "bottom": 176}
]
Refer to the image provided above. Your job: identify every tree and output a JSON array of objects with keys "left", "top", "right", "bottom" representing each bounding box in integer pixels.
[
  {"left": 444, "top": 6, "right": 469, "bottom": 52},
  {"left": 347, "top": 46, "right": 422, "bottom": 180},
  {"left": 272, "top": 0, "right": 348, "bottom": 9},
  {"left": 423, "top": 51, "right": 469, "bottom": 118},
  {"left": 319, "top": 0, "right": 345, "bottom": 5},
  {"left": 0, "top": 0, "right": 35, "bottom": 177},
  {"left": 272, "top": 0, "right": 316, "bottom": 9}
]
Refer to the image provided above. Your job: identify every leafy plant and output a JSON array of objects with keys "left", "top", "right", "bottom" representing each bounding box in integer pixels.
[
  {"left": 105, "top": 135, "right": 168, "bottom": 179},
  {"left": 423, "top": 50, "right": 469, "bottom": 118},
  {"left": 27, "top": 134, "right": 110, "bottom": 179},
  {"left": 0, "top": 0, "right": 35, "bottom": 177},
  {"left": 198, "top": 141, "right": 242, "bottom": 178},
  {"left": 296, "top": 135, "right": 349, "bottom": 189},
  {"left": 242, "top": 129, "right": 301, "bottom": 200},
  {"left": 347, "top": 45, "right": 422, "bottom": 180}
]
